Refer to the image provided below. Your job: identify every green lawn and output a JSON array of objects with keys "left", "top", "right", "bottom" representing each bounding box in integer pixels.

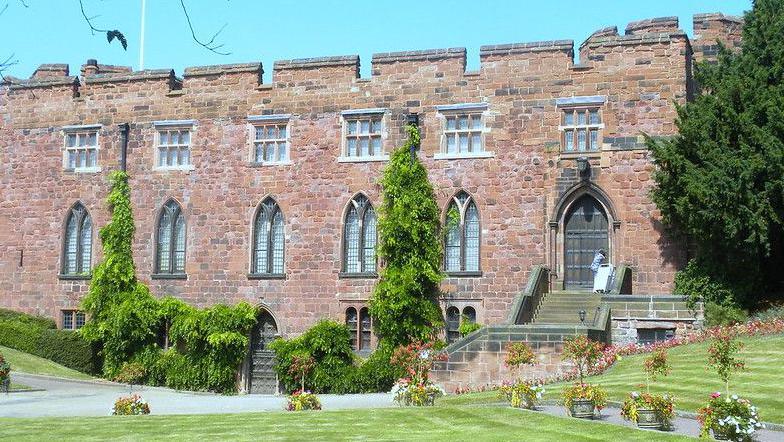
[
  {"left": 0, "top": 406, "right": 690, "bottom": 441},
  {"left": 0, "top": 345, "right": 94, "bottom": 380},
  {"left": 445, "top": 334, "right": 784, "bottom": 423},
  {"left": 9, "top": 382, "right": 32, "bottom": 391}
]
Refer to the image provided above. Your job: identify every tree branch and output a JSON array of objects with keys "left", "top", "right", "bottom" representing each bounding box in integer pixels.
[
  {"left": 0, "top": 53, "right": 18, "bottom": 81},
  {"left": 79, "top": 0, "right": 127, "bottom": 50},
  {"left": 179, "top": 0, "right": 231, "bottom": 55}
]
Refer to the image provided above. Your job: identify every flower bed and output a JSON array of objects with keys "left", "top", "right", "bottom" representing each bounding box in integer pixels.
[
  {"left": 697, "top": 393, "right": 764, "bottom": 441},
  {"left": 112, "top": 393, "right": 150, "bottom": 415},
  {"left": 286, "top": 390, "right": 322, "bottom": 411},
  {"left": 451, "top": 318, "right": 784, "bottom": 395}
]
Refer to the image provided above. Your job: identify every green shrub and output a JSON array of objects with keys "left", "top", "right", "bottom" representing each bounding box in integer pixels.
[
  {"left": 0, "top": 315, "right": 99, "bottom": 374},
  {"left": 114, "top": 361, "right": 147, "bottom": 384},
  {"left": 0, "top": 308, "right": 56, "bottom": 329},
  {"left": 704, "top": 303, "right": 749, "bottom": 327},
  {"left": 270, "top": 321, "right": 403, "bottom": 394},
  {"left": 458, "top": 319, "right": 482, "bottom": 337},
  {"left": 674, "top": 259, "right": 736, "bottom": 308}
]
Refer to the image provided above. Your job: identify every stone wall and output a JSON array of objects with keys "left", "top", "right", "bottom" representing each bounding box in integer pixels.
[{"left": 0, "top": 13, "right": 740, "bottom": 335}]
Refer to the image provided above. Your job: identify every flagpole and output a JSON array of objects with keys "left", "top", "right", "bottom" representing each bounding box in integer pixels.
[{"left": 139, "top": 0, "right": 146, "bottom": 70}]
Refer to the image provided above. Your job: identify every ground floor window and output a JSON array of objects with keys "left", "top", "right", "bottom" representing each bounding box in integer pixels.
[
  {"left": 446, "top": 306, "right": 479, "bottom": 344},
  {"left": 62, "top": 310, "right": 85, "bottom": 330},
  {"left": 345, "top": 306, "right": 372, "bottom": 351},
  {"left": 637, "top": 328, "right": 675, "bottom": 345}
]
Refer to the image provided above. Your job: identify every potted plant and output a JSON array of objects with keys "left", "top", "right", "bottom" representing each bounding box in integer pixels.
[
  {"left": 697, "top": 393, "right": 763, "bottom": 441},
  {"left": 498, "top": 342, "right": 544, "bottom": 409},
  {"left": 621, "top": 348, "right": 675, "bottom": 430},
  {"left": 389, "top": 341, "right": 447, "bottom": 406},
  {"left": 112, "top": 393, "right": 150, "bottom": 415},
  {"left": 696, "top": 330, "right": 761, "bottom": 440},
  {"left": 561, "top": 335, "right": 607, "bottom": 418}
]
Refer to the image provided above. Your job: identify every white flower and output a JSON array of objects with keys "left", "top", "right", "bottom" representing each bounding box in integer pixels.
[
  {"left": 731, "top": 394, "right": 738, "bottom": 400},
  {"left": 419, "top": 350, "right": 430, "bottom": 360}
]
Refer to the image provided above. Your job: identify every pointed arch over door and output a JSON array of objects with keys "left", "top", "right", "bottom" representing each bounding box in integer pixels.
[
  {"left": 549, "top": 182, "right": 619, "bottom": 290},
  {"left": 564, "top": 195, "right": 609, "bottom": 288},
  {"left": 248, "top": 309, "right": 279, "bottom": 394}
]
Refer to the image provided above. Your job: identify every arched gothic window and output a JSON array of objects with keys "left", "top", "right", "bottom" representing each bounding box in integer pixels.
[
  {"left": 462, "top": 306, "right": 477, "bottom": 324},
  {"left": 62, "top": 203, "right": 92, "bottom": 275},
  {"left": 444, "top": 191, "right": 480, "bottom": 273},
  {"left": 346, "top": 306, "right": 373, "bottom": 351},
  {"left": 252, "top": 198, "right": 285, "bottom": 275},
  {"left": 343, "top": 194, "right": 377, "bottom": 274},
  {"left": 446, "top": 306, "right": 461, "bottom": 344},
  {"left": 156, "top": 200, "right": 186, "bottom": 274}
]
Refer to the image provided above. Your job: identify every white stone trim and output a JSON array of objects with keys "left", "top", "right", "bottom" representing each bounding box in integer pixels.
[
  {"left": 434, "top": 151, "right": 495, "bottom": 160},
  {"left": 555, "top": 95, "right": 606, "bottom": 107},
  {"left": 435, "top": 102, "right": 488, "bottom": 112}
]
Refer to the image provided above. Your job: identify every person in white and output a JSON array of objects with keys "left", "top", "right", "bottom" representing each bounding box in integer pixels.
[{"left": 590, "top": 249, "right": 606, "bottom": 278}]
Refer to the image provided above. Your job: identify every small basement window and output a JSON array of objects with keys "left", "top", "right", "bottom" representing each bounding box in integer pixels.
[
  {"left": 62, "top": 310, "right": 85, "bottom": 330},
  {"left": 637, "top": 328, "right": 675, "bottom": 345}
]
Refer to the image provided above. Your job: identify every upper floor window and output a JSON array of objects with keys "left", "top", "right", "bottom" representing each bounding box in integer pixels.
[
  {"left": 556, "top": 96, "right": 606, "bottom": 153},
  {"left": 63, "top": 125, "right": 100, "bottom": 172},
  {"left": 342, "top": 194, "right": 377, "bottom": 275},
  {"left": 62, "top": 203, "right": 92, "bottom": 276},
  {"left": 444, "top": 191, "right": 480, "bottom": 274},
  {"left": 340, "top": 109, "right": 387, "bottom": 161},
  {"left": 155, "top": 200, "right": 186, "bottom": 275},
  {"left": 154, "top": 121, "right": 194, "bottom": 170},
  {"left": 251, "top": 197, "right": 285, "bottom": 276},
  {"left": 62, "top": 310, "right": 86, "bottom": 330},
  {"left": 435, "top": 103, "right": 493, "bottom": 159},
  {"left": 345, "top": 306, "right": 373, "bottom": 351},
  {"left": 249, "top": 115, "right": 290, "bottom": 164}
]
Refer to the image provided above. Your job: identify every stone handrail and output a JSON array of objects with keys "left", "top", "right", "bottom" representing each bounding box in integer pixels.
[
  {"left": 506, "top": 265, "right": 550, "bottom": 325},
  {"left": 608, "top": 264, "right": 632, "bottom": 295}
]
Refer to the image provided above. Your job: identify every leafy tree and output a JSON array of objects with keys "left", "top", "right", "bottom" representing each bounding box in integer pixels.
[
  {"left": 369, "top": 125, "right": 444, "bottom": 347},
  {"left": 648, "top": 0, "right": 784, "bottom": 307}
]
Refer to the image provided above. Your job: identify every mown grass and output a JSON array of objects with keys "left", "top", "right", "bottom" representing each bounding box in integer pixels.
[
  {"left": 443, "top": 334, "right": 784, "bottom": 423},
  {"left": 0, "top": 405, "right": 691, "bottom": 441},
  {"left": 0, "top": 345, "right": 94, "bottom": 380}
]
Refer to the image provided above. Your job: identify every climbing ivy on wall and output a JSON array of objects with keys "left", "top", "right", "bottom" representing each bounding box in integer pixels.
[
  {"left": 80, "top": 171, "right": 257, "bottom": 393},
  {"left": 369, "top": 125, "right": 445, "bottom": 348}
]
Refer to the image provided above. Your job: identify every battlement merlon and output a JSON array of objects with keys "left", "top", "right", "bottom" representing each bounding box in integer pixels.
[
  {"left": 692, "top": 12, "right": 744, "bottom": 62},
  {"left": 371, "top": 48, "right": 466, "bottom": 76},
  {"left": 273, "top": 55, "right": 360, "bottom": 83}
]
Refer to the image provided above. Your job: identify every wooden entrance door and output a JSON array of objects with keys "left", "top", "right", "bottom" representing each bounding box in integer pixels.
[
  {"left": 249, "top": 311, "right": 278, "bottom": 394},
  {"left": 564, "top": 195, "right": 609, "bottom": 289}
]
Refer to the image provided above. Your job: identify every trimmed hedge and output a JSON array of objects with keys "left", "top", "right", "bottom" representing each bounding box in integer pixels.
[{"left": 0, "top": 309, "right": 99, "bottom": 374}]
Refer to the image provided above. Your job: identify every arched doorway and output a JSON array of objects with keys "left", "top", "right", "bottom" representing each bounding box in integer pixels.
[
  {"left": 564, "top": 195, "right": 609, "bottom": 289},
  {"left": 249, "top": 310, "right": 278, "bottom": 394}
]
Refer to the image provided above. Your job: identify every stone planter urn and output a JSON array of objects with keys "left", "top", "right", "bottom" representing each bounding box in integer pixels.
[
  {"left": 569, "top": 399, "right": 595, "bottom": 419},
  {"left": 635, "top": 408, "right": 661, "bottom": 429}
]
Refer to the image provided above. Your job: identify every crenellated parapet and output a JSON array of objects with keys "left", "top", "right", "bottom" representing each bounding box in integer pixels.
[{"left": 0, "top": 12, "right": 738, "bottom": 129}]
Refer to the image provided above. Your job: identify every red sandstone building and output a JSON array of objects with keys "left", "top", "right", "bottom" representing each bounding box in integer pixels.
[{"left": 0, "top": 13, "right": 742, "bottom": 390}]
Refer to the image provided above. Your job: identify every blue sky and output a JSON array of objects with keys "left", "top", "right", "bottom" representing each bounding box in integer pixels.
[{"left": 2, "top": 0, "right": 751, "bottom": 80}]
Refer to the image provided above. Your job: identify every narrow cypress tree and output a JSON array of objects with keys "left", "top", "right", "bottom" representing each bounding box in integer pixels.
[{"left": 369, "top": 125, "right": 444, "bottom": 347}]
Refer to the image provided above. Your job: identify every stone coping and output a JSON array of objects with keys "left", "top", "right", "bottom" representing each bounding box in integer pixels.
[
  {"left": 625, "top": 16, "right": 679, "bottom": 35},
  {"left": 273, "top": 55, "right": 359, "bottom": 70},
  {"left": 480, "top": 40, "right": 574, "bottom": 57},
  {"left": 5, "top": 75, "right": 79, "bottom": 90},
  {"left": 693, "top": 12, "right": 744, "bottom": 25},
  {"left": 184, "top": 62, "right": 263, "bottom": 78},
  {"left": 580, "top": 31, "right": 686, "bottom": 50},
  {"left": 84, "top": 69, "right": 174, "bottom": 84},
  {"left": 371, "top": 47, "right": 466, "bottom": 64}
]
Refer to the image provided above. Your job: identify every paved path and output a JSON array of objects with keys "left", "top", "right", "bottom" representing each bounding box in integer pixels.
[
  {"left": 4, "top": 373, "right": 784, "bottom": 442},
  {"left": 531, "top": 403, "right": 783, "bottom": 442},
  {"left": 0, "top": 373, "right": 394, "bottom": 417}
]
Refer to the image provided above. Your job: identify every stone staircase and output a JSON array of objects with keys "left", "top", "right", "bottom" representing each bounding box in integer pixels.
[{"left": 532, "top": 290, "right": 602, "bottom": 325}]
